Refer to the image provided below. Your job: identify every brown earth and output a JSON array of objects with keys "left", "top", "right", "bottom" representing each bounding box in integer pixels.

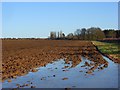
[
  {"left": 2, "top": 40, "right": 108, "bottom": 81},
  {"left": 103, "top": 54, "right": 120, "bottom": 64}
]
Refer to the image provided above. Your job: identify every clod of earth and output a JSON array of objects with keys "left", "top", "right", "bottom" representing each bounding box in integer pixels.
[
  {"left": 63, "top": 66, "right": 69, "bottom": 69},
  {"left": 31, "top": 68, "right": 38, "bottom": 72},
  {"left": 25, "top": 84, "right": 30, "bottom": 86},
  {"left": 79, "top": 70, "right": 83, "bottom": 72},
  {"left": 62, "top": 78, "right": 68, "bottom": 80},
  {"left": 85, "top": 62, "right": 90, "bottom": 66},
  {"left": 86, "top": 70, "right": 93, "bottom": 74},
  {"left": 7, "top": 79, "right": 12, "bottom": 82},
  {"left": 16, "top": 84, "right": 20, "bottom": 88},
  {"left": 2, "top": 40, "right": 109, "bottom": 80}
]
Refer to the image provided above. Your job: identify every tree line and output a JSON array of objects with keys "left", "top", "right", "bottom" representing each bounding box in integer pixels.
[{"left": 49, "top": 27, "right": 120, "bottom": 40}]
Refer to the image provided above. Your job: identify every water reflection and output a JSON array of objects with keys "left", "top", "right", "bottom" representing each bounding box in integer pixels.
[
  {"left": 2, "top": 45, "right": 109, "bottom": 80},
  {"left": 2, "top": 55, "right": 118, "bottom": 88}
]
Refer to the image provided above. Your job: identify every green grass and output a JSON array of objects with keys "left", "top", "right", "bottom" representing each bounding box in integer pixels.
[{"left": 92, "top": 41, "right": 120, "bottom": 58}]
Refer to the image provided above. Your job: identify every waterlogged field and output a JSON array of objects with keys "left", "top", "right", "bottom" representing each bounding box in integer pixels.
[{"left": 2, "top": 40, "right": 119, "bottom": 88}]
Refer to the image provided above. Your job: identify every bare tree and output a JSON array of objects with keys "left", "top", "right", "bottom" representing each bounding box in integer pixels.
[
  {"left": 74, "top": 29, "right": 81, "bottom": 39},
  {"left": 67, "top": 33, "right": 74, "bottom": 40},
  {"left": 81, "top": 28, "right": 86, "bottom": 40},
  {"left": 50, "top": 31, "right": 56, "bottom": 39}
]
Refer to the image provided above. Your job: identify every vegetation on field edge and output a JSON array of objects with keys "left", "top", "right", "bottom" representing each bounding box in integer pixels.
[{"left": 92, "top": 41, "right": 120, "bottom": 63}]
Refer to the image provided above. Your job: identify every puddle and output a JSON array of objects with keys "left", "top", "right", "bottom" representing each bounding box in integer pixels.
[{"left": 2, "top": 56, "right": 118, "bottom": 88}]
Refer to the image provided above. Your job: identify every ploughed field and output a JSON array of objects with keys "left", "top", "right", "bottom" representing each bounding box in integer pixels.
[{"left": 2, "top": 40, "right": 109, "bottom": 81}]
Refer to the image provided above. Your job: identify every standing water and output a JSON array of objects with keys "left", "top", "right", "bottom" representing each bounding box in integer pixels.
[{"left": 2, "top": 56, "right": 118, "bottom": 88}]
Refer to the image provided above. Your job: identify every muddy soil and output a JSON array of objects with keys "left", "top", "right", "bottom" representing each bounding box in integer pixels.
[{"left": 2, "top": 40, "right": 108, "bottom": 80}]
